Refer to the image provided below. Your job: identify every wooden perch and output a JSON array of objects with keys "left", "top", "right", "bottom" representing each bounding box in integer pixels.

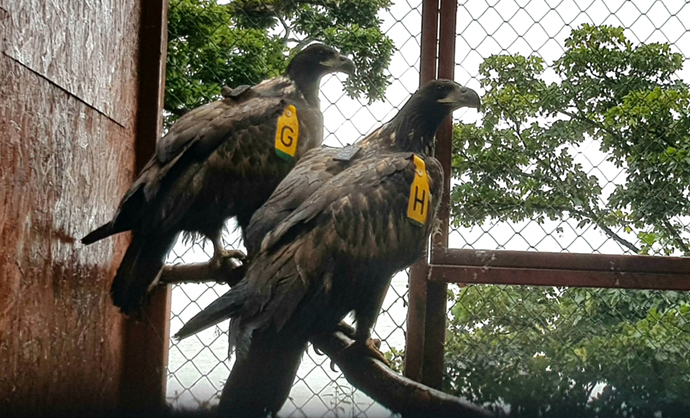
[
  {"left": 310, "top": 328, "right": 496, "bottom": 418},
  {"left": 158, "top": 258, "right": 247, "bottom": 287},
  {"left": 157, "top": 261, "right": 495, "bottom": 417}
]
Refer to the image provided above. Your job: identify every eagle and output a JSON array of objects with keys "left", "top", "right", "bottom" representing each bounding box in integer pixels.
[
  {"left": 81, "top": 44, "right": 355, "bottom": 314},
  {"left": 175, "top": 80, "right": 481, "bottom": 416}
]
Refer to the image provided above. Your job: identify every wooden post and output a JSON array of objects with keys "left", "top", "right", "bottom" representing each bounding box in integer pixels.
[
  {"left": 405, "top": 0, "right": 458, "bottom": 390},
  {"left": 119, "top": 0, "right": 171, "bottom": 412}
]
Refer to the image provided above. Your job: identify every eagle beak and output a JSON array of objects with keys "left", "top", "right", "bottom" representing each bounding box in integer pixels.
[
  {"left": 438, "top": 86, "right": 482, "bottom": 111},
  {"left": 323, "top": 54, "right": 356, "bottom": 76}
]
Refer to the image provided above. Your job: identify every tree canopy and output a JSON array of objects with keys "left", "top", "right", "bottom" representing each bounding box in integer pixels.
[
  {"left": 445, "top": 285, "right": 690, "bottom": 417},
  {"left": 452, "top": 24, "right": 690, "bottom": 256},
  {"left": 446, "top": 25, "right": 690, "bottom": 417},
  {"left": 166, "top": 0, "right": 394, "bottom": 124}
]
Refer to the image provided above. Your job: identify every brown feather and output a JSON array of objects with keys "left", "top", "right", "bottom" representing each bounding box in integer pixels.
[
  {"left": 176, "top": 80, "right": 479, "bottom": 415},
  {"left": 82, "top": 44, "right": 355, "bottom": 314}
]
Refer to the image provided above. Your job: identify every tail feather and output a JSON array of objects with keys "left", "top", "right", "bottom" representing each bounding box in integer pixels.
[
  {"left": 81, "top": 222, "right": 115, "bottom": 245},
  {"left": 218, "top": 330, "right": 307, "bottom": 417},
  {"left": 175, "top": 289, "right": 244, "bottom": 340},
  {"left": 111, "top": 233, "right": 176, "bottom": 314}
]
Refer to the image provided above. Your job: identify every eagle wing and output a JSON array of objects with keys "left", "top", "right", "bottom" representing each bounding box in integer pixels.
[
  {"left": 244, "top": 146, "right": 349, "bottom": 254},
  {"left": 175, "top": 153, "right": 444, "bottom": 345},
  {"left": 244, "top": 125, "right": 392, "bottom": 253},
  {"left": 146, "top": 97, "right": 289, "bottom": 233},
  {"left": 84, "top": 95, "right": 287, "bottom": 242}
]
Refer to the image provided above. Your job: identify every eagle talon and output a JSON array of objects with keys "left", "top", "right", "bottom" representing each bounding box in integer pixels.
[
  {"left": 220, "top": 249, "right": 246, "bottom": 261},
  {"left": 342, "top": 338, "right": 390, "bottom": 367},
  {"left": 211, "top": 248, "right": 246, "bottom": 270}
]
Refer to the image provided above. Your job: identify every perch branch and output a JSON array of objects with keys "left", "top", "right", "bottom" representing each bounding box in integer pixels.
[
  {"left": 157, "top": 259, "right": 247, "bottom": 287},
  {"left": 157, "top": 262, "right": 494, "bottom": 416},
  {"left": 310, "top": 327, "right": 496, "bottom": 418}
]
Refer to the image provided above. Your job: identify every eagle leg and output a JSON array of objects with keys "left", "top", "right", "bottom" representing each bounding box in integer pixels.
[
  {"left": 341, "top": 281, "right": 392, "bottom": 366},
  {"left": 208, "top": 229, "right": 246, "bottom": 270}
]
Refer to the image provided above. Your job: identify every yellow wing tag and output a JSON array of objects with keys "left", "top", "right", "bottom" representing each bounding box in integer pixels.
[
  {"left": 275, "top": 105, "right": 299, "bottom": 161},
  {"left": 407, "top": 155, "right": 430, "bottom": 226}
]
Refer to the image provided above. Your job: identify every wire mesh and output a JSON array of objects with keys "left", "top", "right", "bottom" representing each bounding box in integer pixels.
[
  {"left": 162, "top": 0, "right": 690, "bottom": 416},
  {"left": 451, "top": 0, "right": 690, "bottom": 256},
  {"left": 444, "top": 0, "right": 690, "bottom": 415},
  {"left": 164, "top": 0, "right": 422, "bottom": 415}
]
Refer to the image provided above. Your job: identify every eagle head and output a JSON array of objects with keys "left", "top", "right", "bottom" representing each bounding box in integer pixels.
[
  {"left": 423, "top": 79, "right": 482, "bottom": 112},
  {"left": 287, "top": 44, "right": 355, "bottom": 81},
  {"left": 390, "top": 79, "right": 481, "bottom": 155}
]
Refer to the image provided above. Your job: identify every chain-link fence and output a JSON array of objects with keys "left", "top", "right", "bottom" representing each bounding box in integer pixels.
[
  {"left": 164, "top": 0, "right": 422, "bottom": 415},
  {"left": 451, "top": 0, "right": 690, "bottom": 257},
  {"left": 442, "top": 1, "right": 690, "bottom": 416},
  {"left": 162, "top": 0, "right": 690, "bottom": 416}
]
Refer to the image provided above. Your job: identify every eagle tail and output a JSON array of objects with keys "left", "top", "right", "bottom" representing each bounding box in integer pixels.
[
  {"left": 218, "top": 330, "right": 306, "bottom": 417},
  {"left": 81, "top": 222, "right": 116, "bottom": 245},
  {"left": 174, "top": 289, "right": 245, "bottom": 340},
  {"left": 111, "top": 233, "right": 175, "bottom": 314}
]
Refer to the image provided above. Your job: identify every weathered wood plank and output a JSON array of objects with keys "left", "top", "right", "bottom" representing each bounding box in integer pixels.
[
  {"left": 2, "top": 0, "right": 140, "bottom": 127},
  {"left": 0, "top": 0, "right": 143, "bottom": 413}
]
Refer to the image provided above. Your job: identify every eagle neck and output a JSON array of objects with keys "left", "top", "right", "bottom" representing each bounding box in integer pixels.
[
  {"left": 389, "top": 105, "right": 447, "bottom": 155},
  {"left": 289, "top": 73, "right": 322, "bottom": 107}
]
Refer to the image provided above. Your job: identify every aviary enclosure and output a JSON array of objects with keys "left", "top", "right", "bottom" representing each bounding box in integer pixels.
[
  {"left": 167, "top": 1, "right": 690, "bottom": 416},
  {"left": 2, "top": 0, "right": 689, "bottom": 417}
]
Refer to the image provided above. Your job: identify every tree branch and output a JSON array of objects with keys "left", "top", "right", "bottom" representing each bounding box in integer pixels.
[
  {"left": 157, "top": 262, "right": 495, "bottom": 417},
  {"left": 584, "top": 209, "right": 640, "bottom": 253},
  {"left": 274, "top": 10, "right": 291, "bottom": 44},
  {"left": 509, "top": 120, "right": 641, "bottom": 254},
  {"left": 464, "top": 197, "right": 641, "bottom": 253},
  {"left": 662, "top": 218, "right": 690, "bottom": 255},
  {"left": 158, "top": 259, "right": 247, "bottom": 287},
  {"left": 310, "top": 328, "right": 498, "bottom": 418}
]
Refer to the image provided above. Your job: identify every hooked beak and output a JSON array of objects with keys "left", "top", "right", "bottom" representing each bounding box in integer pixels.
[
  {"left": 438, "top": 86, "right": 482, "bottom": 111},
  {"left": 322, "top": 54, "right": 356, "bottom": 76}
]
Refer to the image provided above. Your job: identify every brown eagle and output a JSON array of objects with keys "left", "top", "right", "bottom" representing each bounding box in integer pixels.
[
  {"left": 81, "top": 44, "right": 355, "bottom": 314},
  {"left": 175, "top": 80, "right": 480, "bottom": 416}
]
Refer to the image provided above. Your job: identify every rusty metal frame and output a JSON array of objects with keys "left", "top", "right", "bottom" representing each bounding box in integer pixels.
[{"left": 404, "top": 0, "right": 690, "bottom": 390}]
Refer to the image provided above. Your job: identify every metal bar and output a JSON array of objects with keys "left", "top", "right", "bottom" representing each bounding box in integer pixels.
[
  {"left": 403, "top": 262, "right": 429, "bottom": 381},
  {"left": 419, "top": 0, "right": 439, "bottom": 85},
  {"left": 429, "top": 265, "right": 690, "bottom": 290},
  {"left": 119, "top": 0, "right": 170, "bottom": 413},
  {"left": 404, "top": 0, "right": 439, "bottom": 382},
  {"left": 433, "top": 248, "right": 690, "bottom": 275},
  {"left": 420, "top": 0, "right": 458, "bottom": 391}
]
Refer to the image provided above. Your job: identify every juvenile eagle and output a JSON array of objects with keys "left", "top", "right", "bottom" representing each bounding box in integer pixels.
[
  {"left": 175, "top": 80, "right": 480, "bottom": 416},
  {"left": 81, "top": 44, "right": 355, "bottom": 314}
]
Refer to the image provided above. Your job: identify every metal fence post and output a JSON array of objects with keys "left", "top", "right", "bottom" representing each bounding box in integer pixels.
[
  {"left": 404, "top": 0, "right": 439, "bottom": 383},
  {"left": 419, "top": 0, "right": 458, "bottom": 390}
]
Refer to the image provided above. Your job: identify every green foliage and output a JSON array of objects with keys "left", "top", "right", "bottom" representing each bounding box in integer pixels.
[
  {"left": 445, "top": 285, "right": 690, "bottom": 417},
  {"left": 447, "top": 25, "right": 690, "bottom": 416},
  {"left": 166, "top": 0, "right": 393, "bottom": 124},
  {"left": 452, "top": 24, "right": 690, "bottom": 255},
  {"left": 383, "top": 346, "right": 405, "bottom": 374}
]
